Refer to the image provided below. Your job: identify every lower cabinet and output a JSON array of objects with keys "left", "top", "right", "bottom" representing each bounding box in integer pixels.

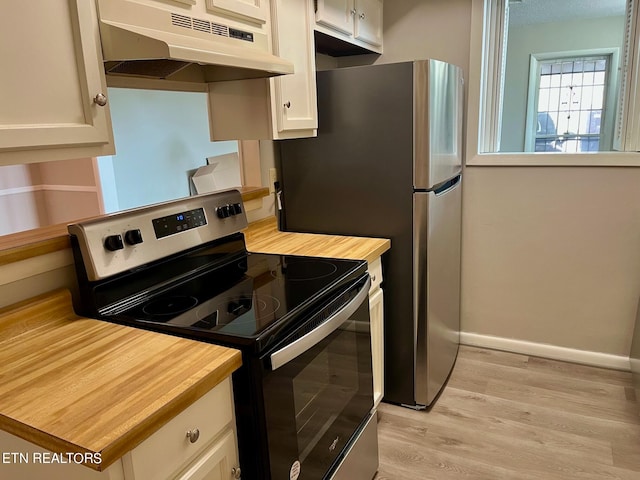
[
  {"left": 122, "top": 377, "right": 239, "bottom": 480},
  {"left": 0, "top": 378, "right": 239, "bottom": 480},
  {"left": 174, "top": 429, "right": 239, "bottom": 480},
  {"left": 0, "top": 433, "right": 123, "bottom": 480},
  {"left": 368, "top": 256, "right": 385, "bottom": 408}
]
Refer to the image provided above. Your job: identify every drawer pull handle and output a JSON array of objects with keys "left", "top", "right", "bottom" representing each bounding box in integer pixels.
[
  {"left": 232, "top": 466, "right": 242, "bottom": 478},
  {"left": 186, "top": 428, "right": 200, "bottom": 443}
]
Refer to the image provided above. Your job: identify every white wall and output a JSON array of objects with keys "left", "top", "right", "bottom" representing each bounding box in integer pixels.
[
  {"left": 501, "top": 15, "right": 625, "bottom": 152},
  {"left": 463, "top": 166, "right": 640, "bottom": 356},
  {"left": 0, "top": 159, "right": 103, "bottom": 235},
  {"left": 352, "top": 0, "right": 640, "bottom": 361},
  {"left": 0, "top": 165, "right": 44, "bottom": 235},
  {"left": 338, "top": 0, "right": 472, "bottom": 77}
]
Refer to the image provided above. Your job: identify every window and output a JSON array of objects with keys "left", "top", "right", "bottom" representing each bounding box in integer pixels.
[
  {"left": 527, "top": 54, "right": 614, "bottom": 153},
  {"left": 476, "top": 0, "right": 640, "bottom": 156}
]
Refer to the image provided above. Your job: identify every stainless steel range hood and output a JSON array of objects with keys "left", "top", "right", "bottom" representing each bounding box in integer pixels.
[{"left": 97, "top": 0, "right": 294, "bottom": 83}]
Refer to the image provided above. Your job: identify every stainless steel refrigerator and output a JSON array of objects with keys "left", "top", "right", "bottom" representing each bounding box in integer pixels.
[{"left": 278, "top": 59, "right": 463, "bottom": 408}]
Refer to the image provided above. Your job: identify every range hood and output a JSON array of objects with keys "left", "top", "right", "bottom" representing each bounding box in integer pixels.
[{"left": 97, "top": 0, "right": 294, "bottom": 83}]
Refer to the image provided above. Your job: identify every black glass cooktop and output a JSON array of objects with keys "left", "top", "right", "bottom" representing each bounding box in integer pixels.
[{"left": 105, "top": 251, "right": 367, "bottom": 352}]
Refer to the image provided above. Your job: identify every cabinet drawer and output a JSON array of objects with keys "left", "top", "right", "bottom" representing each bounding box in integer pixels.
[
  {"left": 122, "top": 378, "right": 234, "bottom": 480},
  {"left": 368, "top": 256, "right": 383, "bottom": 293}
]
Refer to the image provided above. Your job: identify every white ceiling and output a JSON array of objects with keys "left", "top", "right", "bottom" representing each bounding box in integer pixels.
[{"left": 508, "top": 0, "right": 627, "bottom": 26}]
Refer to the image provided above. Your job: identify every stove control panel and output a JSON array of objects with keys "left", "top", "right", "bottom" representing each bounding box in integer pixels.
[
  {"left": 68, "top": 190, "right": 248, "bottom": 281},
  {"left": 153, "top": 208, "right": 206, "bottom": 239}
]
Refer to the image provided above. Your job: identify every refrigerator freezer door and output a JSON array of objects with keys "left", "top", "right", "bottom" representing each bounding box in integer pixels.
[
  {"left": 414, "top": 59, "right": 464, "bottom": 189},
  {"left": 413, "top": 176, "right": 462, "bottom": 406}
]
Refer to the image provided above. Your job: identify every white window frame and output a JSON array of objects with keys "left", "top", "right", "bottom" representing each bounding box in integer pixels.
[
  {"left": 524, "top": 49, "right": 619, "bottom": 152},
  {"left": 467, "top": 0, "right": 640, "bottom": 166}
]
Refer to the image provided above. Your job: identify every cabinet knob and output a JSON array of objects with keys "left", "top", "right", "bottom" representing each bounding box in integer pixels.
[
  {"left": 359, "top": 12, "right": 366, "bottom": 19},
  {"left": 186, "top": 428, "right": 200, "bottom": 444},
  {"left": 231, "top": 466, "right": 242, "bottom": 479},
  {"left": 93, "top": 93, "right": 108, "bottom": 107},
  {"left": 350, "top": 9, "right": 356, "bottom": 15},
  {"left": 284, "top": 101, "right": 291, "bottom": 109}
]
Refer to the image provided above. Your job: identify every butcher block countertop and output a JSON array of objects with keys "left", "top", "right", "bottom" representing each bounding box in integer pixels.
[
  {"left": 244, "top": 217, "right": 390, "bottom": 263},
  {"left": 0, "top": 289, "right": 242, "bottom": 471}
]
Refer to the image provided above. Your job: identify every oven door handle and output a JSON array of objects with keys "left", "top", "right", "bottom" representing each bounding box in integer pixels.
[{"left": 269, "top": 275, "right": 371, "bottom": 371}]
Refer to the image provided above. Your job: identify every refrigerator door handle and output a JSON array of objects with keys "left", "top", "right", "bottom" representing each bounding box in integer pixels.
[{"left": 425, "top": 174, "right": 461, "bottom": 196}]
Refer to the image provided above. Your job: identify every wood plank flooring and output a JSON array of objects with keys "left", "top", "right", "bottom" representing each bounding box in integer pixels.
[{"left": 374, "top": 346, "right": 640, "bottom": 480}]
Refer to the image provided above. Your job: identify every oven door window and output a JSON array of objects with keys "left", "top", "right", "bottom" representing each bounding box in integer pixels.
[{"left": 262, "top": 287, "right": 372, "bottom": 480}]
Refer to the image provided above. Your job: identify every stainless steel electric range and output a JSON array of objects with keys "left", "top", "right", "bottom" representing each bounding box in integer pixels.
[{"left": 68, "top": 190, "right": 379, "bottom": 480}]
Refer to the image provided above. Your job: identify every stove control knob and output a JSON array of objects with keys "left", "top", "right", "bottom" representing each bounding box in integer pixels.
[
  {"left": 232, "top": 203, "right": 242, "bottom": 215},
  {"left": 216, "top": 205, "right": 231, "bottom": 218},
  {"left": 104, "top": 234, "right": 124, "bottom": 252},
  {"left": 124, "top": 229, "right": 143, "bottom": 246}
]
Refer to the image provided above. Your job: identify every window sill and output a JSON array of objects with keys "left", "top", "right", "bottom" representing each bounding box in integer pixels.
[{"left": 467, "top": 151, "right": 640, "bottom": 167}]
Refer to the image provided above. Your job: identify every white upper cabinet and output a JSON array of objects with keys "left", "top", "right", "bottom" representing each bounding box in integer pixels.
[
  {"left": 354, "top": 0, "right": 383, "bottom": 47},
  {"left": 314, "top": 0, "right": 383, "bottom": 52},
  {"left": 270, "top": 0, "right": 317, "bottom": 134},
  {"left": 316, "top": 0, "right": 355, "bottom": 36},
  {"left": 208, "top": 0, "right": 317, "bottom": 140},
  {"left": 206, "top": 0, "right": 269, "bottom": 24},
  {"left": 0, "top": 0, "right": 114, "bottom": 166}
]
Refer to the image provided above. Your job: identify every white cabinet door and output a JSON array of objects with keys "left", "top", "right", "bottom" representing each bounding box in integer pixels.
[
  {"left": 206, "top": 0, "right": 269, "bottom": 24},
  {"left": 369, "top": 286, "right": 385, "bottom": 408},
  {"left": 354, "top": 0, "right": 383, "bottom": 47},
  {"left": 209, "top": 0, "right": 317, "bottom": 139},
  {"left": 175, "top": 429, "right": 240, "bottom": 480},
  {"left": 313, "top": 0, "right": 382, "bottom": 54},
  {"left": 270, "top": 0, "right": 318, "bottom": 133},
  {"left": 0, "top": 0, "right": 113, "bottom": 159},
  {"left": 315, "top": 0, "right": 355, "bottom": 36}
]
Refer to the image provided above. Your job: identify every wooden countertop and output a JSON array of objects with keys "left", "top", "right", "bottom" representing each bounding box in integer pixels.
[
  {"left": 0, "top": 214, "right": 388, "bottom": 471},
  {"left": 244, "top": 217, "right": 390, "bottom": 263},
  {"left": 0, "top": 290, "right": 242, "bottom": 471}
]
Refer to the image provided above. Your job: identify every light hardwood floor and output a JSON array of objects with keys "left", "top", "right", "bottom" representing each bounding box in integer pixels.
[{"left": 374, "top": 345, "right": 640, "bottom": 480}]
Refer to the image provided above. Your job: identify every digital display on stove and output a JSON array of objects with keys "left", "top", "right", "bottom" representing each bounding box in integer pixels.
[{"left": 152, "top": 208, "right": 207, "bottom": 239}]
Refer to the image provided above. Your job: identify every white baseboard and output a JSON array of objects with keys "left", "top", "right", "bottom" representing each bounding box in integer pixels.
[{"left": 460, "top": 332, "right": 631, "bottom": 372}]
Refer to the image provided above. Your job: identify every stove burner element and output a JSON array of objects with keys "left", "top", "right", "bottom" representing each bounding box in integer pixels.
[
  {"left": 281, "top": 260, "right": 339, "bottom": 281},
  {"left": 217, "top": 294, "right": 281, "bottom": 324},
  {"left": 142, "top": 295, "right": 198, "bottom": 317}
]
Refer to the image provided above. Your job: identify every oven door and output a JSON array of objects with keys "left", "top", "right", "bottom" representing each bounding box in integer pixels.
[{"left": 262, "top": 273, "right": 373, "bottom": 480}]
